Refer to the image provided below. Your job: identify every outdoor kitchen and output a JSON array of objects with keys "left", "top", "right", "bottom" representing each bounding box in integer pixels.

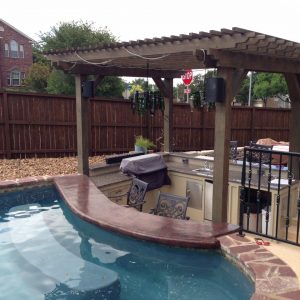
[{"left": 90, "top": 147, "right": 298, "bottom": 241}]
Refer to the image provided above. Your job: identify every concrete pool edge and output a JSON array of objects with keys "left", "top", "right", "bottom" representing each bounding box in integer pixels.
[{"left": 1, "top": 174, "right": 299, "bottom": 299}]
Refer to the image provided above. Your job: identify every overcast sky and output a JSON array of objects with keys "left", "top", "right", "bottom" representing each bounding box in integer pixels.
[{"left": 2, "top": 0, "right": 300, "bottom": 43}]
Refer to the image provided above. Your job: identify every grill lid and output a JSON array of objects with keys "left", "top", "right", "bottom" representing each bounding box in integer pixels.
[{"left": 120, "top": 153, "right": 167, "bottom": 175}]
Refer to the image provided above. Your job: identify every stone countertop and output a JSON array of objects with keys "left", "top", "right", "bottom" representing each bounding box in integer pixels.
[
  {"left": 54, "top": 174, "right": 239, "bottom": 249},
  {"left": 90, "top": 171, "right": 132, "bottom": 188},
  {"left": 166, "top": 161, "right": 297, "bottom": 191},
  {"left": 89, "top": 159, "right": 296, "bottom": 191}
]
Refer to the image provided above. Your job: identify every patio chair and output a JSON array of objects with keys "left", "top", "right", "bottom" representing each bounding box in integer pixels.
[
  {"left": 126, "top": 178, "right": 148, "bottom": 211},
  {"left": 247, "top": 142, "right": 273, "bottom": 164},
  {"left": 229, "top": 140, "right": 238, "bottom": 161},
  {"left": 150, "top": 192, "right": 190, "bottom": 220},
  {"left": 109, "top": 178, "right": 148, "bottom": 211}
]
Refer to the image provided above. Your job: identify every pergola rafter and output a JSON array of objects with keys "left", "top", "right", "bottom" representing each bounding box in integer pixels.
[{"left": 44, "top": 27, "right": 300, "bottom": 223}]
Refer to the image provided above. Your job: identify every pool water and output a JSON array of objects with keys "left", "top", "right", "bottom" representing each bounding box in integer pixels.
[{"left": 0, "top": 185, "right": 254, "bottom": 299}]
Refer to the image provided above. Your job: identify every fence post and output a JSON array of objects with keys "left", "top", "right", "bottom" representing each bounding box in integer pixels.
[
  {"left": 3, "top": 92, "right": 12, "bottom": 159},
  {"left": 200, "top": 107, "right": 204, "bottom": 150},
  {"left": 250, "top": 106, "right": 255, "bottom": 141}
]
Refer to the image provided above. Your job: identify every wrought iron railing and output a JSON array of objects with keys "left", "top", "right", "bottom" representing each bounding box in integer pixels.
[{"left": 239, "top": 146, "right": 300, "bottom": 246}]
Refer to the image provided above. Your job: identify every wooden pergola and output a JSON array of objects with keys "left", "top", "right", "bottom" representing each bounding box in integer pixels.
[{"left": 45, "top": 27, "right": 300, "bottom": 223}]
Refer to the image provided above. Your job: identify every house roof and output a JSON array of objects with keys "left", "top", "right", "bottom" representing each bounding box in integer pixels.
[
  {"left": 0, "top": 19, "right": 35, "bottom": 43},
  {"left": 44, "top": 27, "right": 300, "bottom": 77}
]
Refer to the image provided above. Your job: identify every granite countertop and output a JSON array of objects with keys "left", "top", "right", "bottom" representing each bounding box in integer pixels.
[
  {"left": 91, "top": 172, "right": 132, "bottom": 188},
  {"left": 90, "top": 160, "right": 297, "bottom": 191},
  {"left": 166, "top": 161, "right": 297, "bottom": 190}
]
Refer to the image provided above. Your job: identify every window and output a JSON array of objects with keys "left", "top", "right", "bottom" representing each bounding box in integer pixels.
[
  {"left": 19, "top": 45, "right": 24, "bottom": 58},
  {"left": 10, "top": 40, "right": 19, "bottom": 58},
  {"left": 4, "top": 43, "right": 9, "bottom": 57},
  {"left": 6, "top": 73, "right": 10, "bottom": 86},
  {"left": 21, "top": 72, "right": 25, "bottom": 85},
  {"left": 11, "top": 71, "right": 21, "bottom": 86},
  {"left": 7, "top": 70, "right": 24, "bottom": 86}
]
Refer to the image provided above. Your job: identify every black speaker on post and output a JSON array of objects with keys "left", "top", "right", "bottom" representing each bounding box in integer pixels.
[
  {"left": 82, "top": 80, "right": 94, "bottom": 98},
  {"left": 205, "top": 77, "right": 225, "bottom": 103}
]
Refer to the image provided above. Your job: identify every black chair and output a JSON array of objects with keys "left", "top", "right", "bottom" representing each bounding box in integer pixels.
[
  {"left": 150, "top": 192, "right": 190, "bottom": 220},
  {"left": 247, "top": 142, "right": 273, "bottom": 164},
  {"left": 229, "top": 140, "right": 238, "bottom": 161},
  {"left": 126, "top": 178, "right": 148, "bottom": 211},
  {"left": 108, "top": 178, "right": 148, "bottom": 212}
]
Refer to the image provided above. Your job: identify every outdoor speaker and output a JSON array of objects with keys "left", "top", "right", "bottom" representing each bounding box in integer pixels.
[
  {"left": 205, "top": 77, "right": 225, "bottom": 103},
  {"left": 82, "top": 80, "right": 94, "bottom": 98}
]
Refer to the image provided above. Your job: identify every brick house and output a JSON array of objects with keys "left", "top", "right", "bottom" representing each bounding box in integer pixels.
[{"left": 0, "top": 19, "right": 34, "bottom": 89}]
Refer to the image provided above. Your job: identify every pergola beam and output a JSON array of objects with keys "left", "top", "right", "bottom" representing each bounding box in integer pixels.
[
  {"left": 53, "top": 62, "right": 184, "bottom": 78},
  {"left": 209, "top": 49, "right": 300, "bottom": 73},
  {"left": 46, "top": 32, "right": 253, "bottom": 63}
]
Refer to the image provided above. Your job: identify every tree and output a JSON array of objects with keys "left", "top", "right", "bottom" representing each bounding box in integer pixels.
[
  {"left": 96, "top": 77, "right": 125, "bottom": 97},
  {"left": 31, "top": 21, "right": 125, "bottom": 96},
  {"left": 126, "top": 78, "right": 157, "bottom": 96},
  {"left": 40, "top": 20, "right": 116, "bottom": 51},
  {"left": 47, "top": 69, "right": 75, "bottom": 95},
  {"left": 235, "top": 75, "right": 251, "bottom": 105},
  {"left": 25, "top": 63, "right": 51, "bottom": 93},
  {"left": 253, "top": 73, "right": 288, "bottom": 107},
  {"left": 174, "top": 70, "right": 215, "bottom": 103}
]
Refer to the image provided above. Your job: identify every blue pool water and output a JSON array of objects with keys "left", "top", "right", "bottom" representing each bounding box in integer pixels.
[{"left": 0, "top": 185, "right": 254, "bottom": 299}]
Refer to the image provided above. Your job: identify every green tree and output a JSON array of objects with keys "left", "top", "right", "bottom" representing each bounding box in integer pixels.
[
  {"left": 30, "top": 21, "right": 125, "bottom": 96},
  {"left": 25, "top": 63, "right": 51, "bottom": 93},
  {"left": 253, "top": 73, "right": 288, "bottom": 107},
  {"left": 174, "top": 70, "right": 215, "bottom": 103},
  {"left": 126, "top": 78, "right": 157, "bottom": 96},
  {"left": 40, "top": 20, "right": 115, "bottom": 51},
  {"left": 128, "top": 84, "right": 144, "bottom": 96},
  {"left": 47, "top": 69, "right": 75, "bottom": 95},
  {"left": 96, "top": 77, "right": 125, "bottom": 97},
  {"left": 236, "top": 75, "right": 250, "bottom": 105}
]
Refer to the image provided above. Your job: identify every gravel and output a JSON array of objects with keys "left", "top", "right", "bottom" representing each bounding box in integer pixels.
[{"left": 0, "top": 156, "right": 105, "bottom": 181}]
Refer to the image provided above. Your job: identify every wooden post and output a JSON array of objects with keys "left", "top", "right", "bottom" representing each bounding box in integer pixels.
[
  {"left": 284, "top": 73, "right": 300, "bottom": 179},
  {"left": 212, "top": 68, "right": 247, "bottom": 223},
  {"left": 250, "top": 106, "right": 255, "bottom": 142},
  {"left": 3, "top": 92, "right": 12, "bottom": 158},
  {"left": 163, "top": 78, "right": 173, "bottom": 152},
  {"left": 75, "top": 75, "right": 89, "bottom": 175},
  {"left": 152, "top": 77, "right": 174, "bottom": 152}
]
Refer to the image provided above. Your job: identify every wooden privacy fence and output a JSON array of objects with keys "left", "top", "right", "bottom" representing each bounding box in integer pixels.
[{"left": 0, "top": 91, "right": 291, "bottom": 158}]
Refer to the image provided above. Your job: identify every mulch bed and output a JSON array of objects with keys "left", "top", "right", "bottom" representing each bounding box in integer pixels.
[{"left": 0, "top": 156, "right": 105, "bottom": 181}]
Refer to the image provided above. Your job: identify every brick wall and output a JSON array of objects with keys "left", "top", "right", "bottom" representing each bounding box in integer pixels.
[{"left": 0, "top": 20, "right": 33, "bottom": 88}]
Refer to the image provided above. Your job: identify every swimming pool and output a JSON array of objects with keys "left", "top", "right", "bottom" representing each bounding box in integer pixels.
[{"left": 0, "top": 185, "right": 254, "bottom": 299}]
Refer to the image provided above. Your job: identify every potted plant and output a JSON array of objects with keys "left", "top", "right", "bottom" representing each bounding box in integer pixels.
[{"left": 134, "top": 136, "right": 155, "bottom": 153}]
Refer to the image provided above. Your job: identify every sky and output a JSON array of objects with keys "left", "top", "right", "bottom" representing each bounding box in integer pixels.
[{"left": 2, "top": 0, "right": 300, "bottom": 44}]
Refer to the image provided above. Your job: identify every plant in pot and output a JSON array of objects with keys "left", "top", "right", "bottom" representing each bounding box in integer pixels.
[{"left": 134, "top": 136, "right": 155, "bottom": 153}]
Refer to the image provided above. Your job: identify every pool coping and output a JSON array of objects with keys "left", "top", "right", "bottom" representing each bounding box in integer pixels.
[{"left": 0, "top": 174, "right": 299, "bottom": 299}]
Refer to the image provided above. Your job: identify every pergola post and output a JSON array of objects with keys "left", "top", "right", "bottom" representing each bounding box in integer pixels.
[
  {"left": 163, "top": 78, "right": 174, "bottom": 152},
  {"left": 75, "top": 75, "right": 89, "bottom": 175},
  {"left": 284, "top": 73, "right": 300, "bottom": 178},
  {"left": 212, "top": 68, "right": 247, "bottom": 222},
  {"left": 152, "top": 77, "right": 174, "bottom": 152}
]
